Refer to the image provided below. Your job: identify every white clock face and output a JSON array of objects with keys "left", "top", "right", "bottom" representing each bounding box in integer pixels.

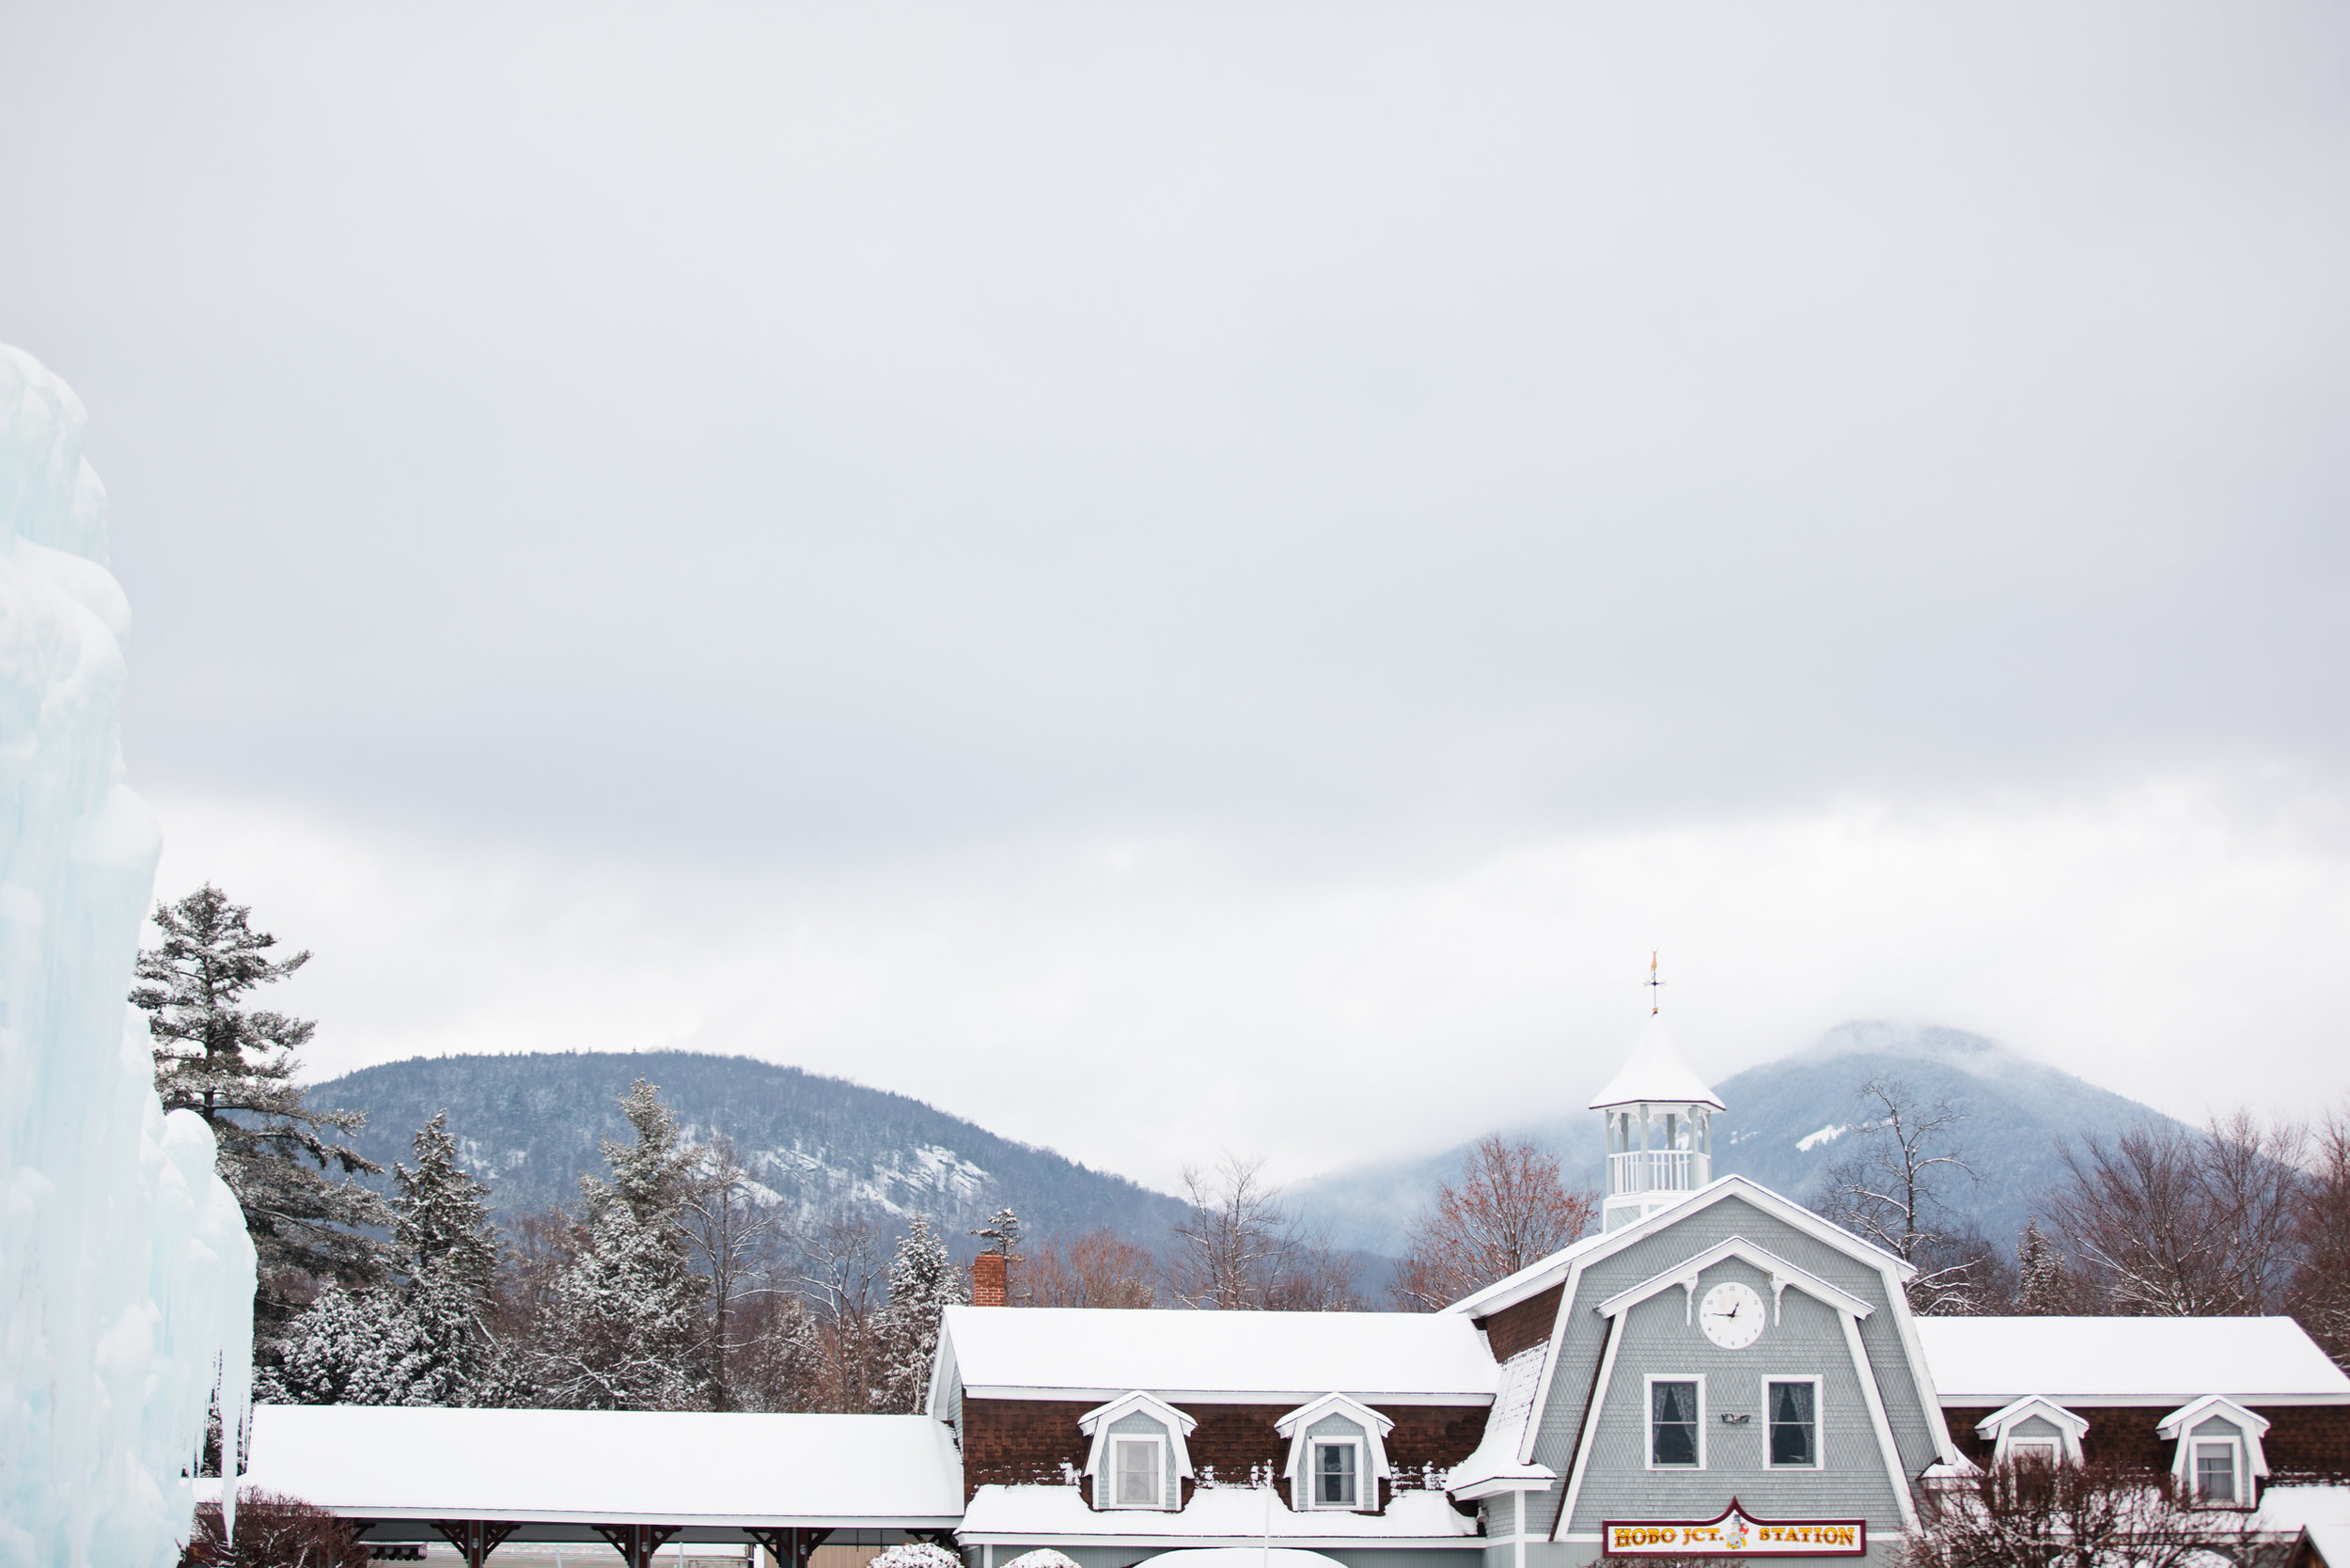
[{"left": 1699, "top": 1281, "right": 1766, "bottom": 1349}]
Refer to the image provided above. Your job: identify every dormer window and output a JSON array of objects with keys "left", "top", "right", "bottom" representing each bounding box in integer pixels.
[
  {"left": 1972, "top": 1397, "right": 2091, "bottom": 1468},
  {"left": 2156, "top": 1397, "right": 2269, "bottom": 1511},
  {"left": 1310, "top": 1438, "right": 1361, "bottom": 1509},
  {"left": 1075, "top": 1391, "right": 1196, "bottom": 1513},
  {"left": 1110, "top": 1435, "right": 1167, "bottom": 1509},
  {"left": 1275, "top": 1394, "right": 1395, "bottom": 1514}
]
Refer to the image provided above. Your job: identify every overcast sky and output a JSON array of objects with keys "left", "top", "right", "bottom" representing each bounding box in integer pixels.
[{"left": 5, "top": 2, "right": 2346, "bottom": 1194}]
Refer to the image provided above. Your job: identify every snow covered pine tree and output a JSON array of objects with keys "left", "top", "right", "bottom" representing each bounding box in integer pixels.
[
  {"left": 264, "top": 1111, "right": 502, "bottom": 1405},
  {"left": 876, "top": 1214, "right": 967, "bottom": 1412},
  {"left": 133, "top": 884, "right": 389, "bottom": 1342},
  {"left": 534, "top": 1080, "right": 706, "bottom": 1410}
]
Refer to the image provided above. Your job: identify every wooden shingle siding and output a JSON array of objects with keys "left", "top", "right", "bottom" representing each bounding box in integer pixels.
[
  {"left": 963, "top": 1397, "right": 1097, "bottom": 1499},
  {"left": 1384, "top": 1404, "right": 1492, "bottom": 1485},
  {"left": 1477, "top": 1284, "right": 1563, "bottom": 1362}
]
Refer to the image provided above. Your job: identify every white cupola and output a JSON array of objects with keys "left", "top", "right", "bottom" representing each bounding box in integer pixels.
[{"left": 1590, "top": 1002, "right": 1724, "bottom": 1232}]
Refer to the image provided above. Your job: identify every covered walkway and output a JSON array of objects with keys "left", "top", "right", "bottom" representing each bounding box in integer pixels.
[{"left": 238, "top": 1405, "right": 966, "bottom": 1568}]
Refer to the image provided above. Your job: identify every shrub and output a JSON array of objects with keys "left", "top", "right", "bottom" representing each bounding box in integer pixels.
[{"left": 180, "top": 1490, "right": 371, "bottom": 1568}]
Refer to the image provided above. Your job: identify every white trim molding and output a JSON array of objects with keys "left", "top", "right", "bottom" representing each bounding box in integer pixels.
[
  {"left": 1594, "top": 1236, "right": 1875, "bottom": 1326},
  {"left": 1973, "top": 1397, "right": 2091, "bottom": 1467},
  {"left": 1840, "top": 1310, "right": 1921, "bottom": 1534},
  {"left": 1449, "top": 1174, "right": 1918, "bottom": 1322}
]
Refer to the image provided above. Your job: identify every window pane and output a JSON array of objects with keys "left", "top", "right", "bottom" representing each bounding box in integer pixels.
[
  {"left": 1316, "top": 1443, "right": 1357, "bottom": 1506},
  {"left": 1768, "top": 1382, "right": 1815, "bottom": 1466},
  {"left": 1652, "top": 1381, "right": 1699, "bottom": 1466},
  {"left": 2196, "top": 1444, "right": 2234, "bottom": 1503},
  {"left": 1116, "top": 1440, "right": 1158, "bottom": 1506}
]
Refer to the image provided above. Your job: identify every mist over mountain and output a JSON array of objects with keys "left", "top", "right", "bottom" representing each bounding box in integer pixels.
[
  {"left": 1290, "top": 1020, "right": 2181, "bottom": 1258},
  {"left": 312, "top": 1050, "right": 1190, "bottom": 1256}
]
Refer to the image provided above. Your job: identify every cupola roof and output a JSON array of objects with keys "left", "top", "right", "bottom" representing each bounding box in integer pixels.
[{"left": 1587, "top": 1014, "right": 1725, "bottom": 1111}]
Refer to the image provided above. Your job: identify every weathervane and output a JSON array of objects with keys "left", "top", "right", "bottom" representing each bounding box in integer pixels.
[{"left": 1649, "top": 950, "right": 1665, "bottom": 1014}]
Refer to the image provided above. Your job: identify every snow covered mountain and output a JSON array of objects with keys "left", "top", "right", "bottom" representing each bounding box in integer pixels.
[
  {"left": 311, "top": 1050, "right": 1190, "bottom": 1255},
  {"left": 1290, "top": 1020, "right": 2179, "bottom": 1258}
]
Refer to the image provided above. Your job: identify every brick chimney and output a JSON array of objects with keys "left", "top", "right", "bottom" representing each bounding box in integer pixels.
[{"left": 972, "top": 1251, "right": 1007, "bottom": 1307}]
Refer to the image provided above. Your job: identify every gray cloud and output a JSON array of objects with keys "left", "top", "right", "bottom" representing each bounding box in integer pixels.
[{"left": 5, "top": 3, "right": 2347, "bottom": 1173}]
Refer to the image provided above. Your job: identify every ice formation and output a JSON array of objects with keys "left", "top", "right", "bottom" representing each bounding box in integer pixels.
[{"left": 0, "top": 344, "right": 256, "bottom": 1566}]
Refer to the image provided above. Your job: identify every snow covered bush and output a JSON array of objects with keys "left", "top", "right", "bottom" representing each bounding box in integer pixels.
[
  {"left": 869, "top": 1542, "right": 964, "bottom": 1568},
  {"left": 1001, "top": 1550, "right": 1084, "bottom": 1568}
]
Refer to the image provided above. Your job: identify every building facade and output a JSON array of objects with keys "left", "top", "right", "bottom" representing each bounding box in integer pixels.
[{"left": 933, "top": 1016, "right": 2350, "bottom": 1568}]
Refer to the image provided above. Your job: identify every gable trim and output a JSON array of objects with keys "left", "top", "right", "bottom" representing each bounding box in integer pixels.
[
  {"left": 1840, "top": 1309, "right": 1920, "bottom": 1533},
  {"left": 1549, "top": 1310, "right": 1623, "bottom": 1541},
  {"left": 1592, "top": 1236, "right": 1875, "bottom": 1325},
  {"left": 1449, "top": 1176, "right": 1916, "bottom": 1323}
]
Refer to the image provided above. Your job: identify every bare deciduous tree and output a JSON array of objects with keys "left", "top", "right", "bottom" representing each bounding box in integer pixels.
[
  {"left": 1018, "top": 1227, "right": 1160, "bottom": 1308},
  {"left": 1812, "top": 1077, "right": 1987, "bottom": 1314},
  {"left": 787, "top": 1209, "right": 891, "bottom": 1409},
  {"left": 1907, "top": 1458, "right": 2263, "bottom": 1568},
  {"left": 679, "top": 1135, "right": 780, "bottom": 1410},
  {"left": 1389, "top": 1135, "right": 1598, "bottom": 1311},
  {"left": 2050, "top": 1114, "right": 2307, "bottom": 1316},
  {"left": 1170, "top": 1154, "right": 1359, "bottom": 1310},
  {"left": 2289, "top": 1105, "right": 2350, "bottom": 1370}
]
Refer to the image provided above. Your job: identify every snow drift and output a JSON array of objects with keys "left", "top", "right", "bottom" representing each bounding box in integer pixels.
[{"left": 0, "top": 344, "right": 256, "bottom": 1566}]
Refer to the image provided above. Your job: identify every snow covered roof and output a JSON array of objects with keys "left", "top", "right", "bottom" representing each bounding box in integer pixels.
[
  {"left": 1445, "top": 1349, "right": 1557, "bottom": 1498},
  {"left": 941, "top": 1306, "right": 1500, "bottom": 1403},
  {"left": 239, "top": 1405, "right": 965, "bottom": 1524},
  {"left": 2302, "top": 1523, "right": 2350, "bottom": 1567},
  {"left": 959, "top": 1485, "right": 1478, "bottom": 1547},
  {"left": 2249, "top": 1484, "right": 2350, "bottom": 1538},
  {"left": 1916, "top": 1317, "right": 2350, "bottom": 1407},
  {"left": 1587, "top": 1016, "right": 1724, "bottom": 1111}
]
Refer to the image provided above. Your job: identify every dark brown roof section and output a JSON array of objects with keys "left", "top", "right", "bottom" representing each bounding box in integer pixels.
[{"left": 1474, "top": 1282, "right": 1562, "bottom": 1363}]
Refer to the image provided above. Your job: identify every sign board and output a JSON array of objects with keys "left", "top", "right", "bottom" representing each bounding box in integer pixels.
[{"left": 1601, "top": 1498, "right": 1866, "bottom": 1558}]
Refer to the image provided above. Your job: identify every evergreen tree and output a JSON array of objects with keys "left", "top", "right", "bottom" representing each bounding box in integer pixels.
[
  {"left": 261, "top": 1283, "right": 412, "bottom": 1405},
  {"left": 259, "top": 1113, "right": 505, "bottom": 1406},
  {"left": 2015, "top": 1216, "right": 2066, "bottom": 1315},
  {"left": 389, "top": 1112, "right": 502, "bottom": 1403},
  {"left": 875, "top": 1213, "right": 966, "bottom": 1413},
  {"left": 534, "top": 1080, "right": 706, "bottom": 1410},
  {"left": 133, "top": 884, "right": 388, "bottom": 1339}
]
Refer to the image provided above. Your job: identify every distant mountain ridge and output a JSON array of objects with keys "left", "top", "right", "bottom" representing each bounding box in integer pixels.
[
  {"left": 311, "top": 1050, "right": 1190, "bottom": 1256},
  {"left": 1290, "top": 1020, "right": 2182, "bottom": 1257}
]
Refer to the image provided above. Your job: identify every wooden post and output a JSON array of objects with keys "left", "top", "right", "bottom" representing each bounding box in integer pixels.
[
  {"left": 744, "top": 1526, "right": 831, "bottom": 1568},
  {"left": 590, "top": 1523, "right": 682, "bottom": 1568},
  {"left": 431, "top": 1520, "right": 521, "bottom": 1568}
]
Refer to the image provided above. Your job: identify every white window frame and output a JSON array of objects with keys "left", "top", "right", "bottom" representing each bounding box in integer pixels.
[
  {"left": 1304, "top": 1435, "right": 1367, "bottom": 1511},
  {"left": 2008, "top": 1438, "right": 2060, "bottom": 1466},
  {"left": 1645, "top": 1373, "right": 1707, "bottom": 1471},
  {"left": 1762, "top": 1375, "right": 1825, "bottom": 1470},
  {"left": 1104, "top": 1433, "right": 1167, "bottom": 1510},
  {"left": 2190, "top": 1436, "right": 2245, "bottom": 1509}
]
